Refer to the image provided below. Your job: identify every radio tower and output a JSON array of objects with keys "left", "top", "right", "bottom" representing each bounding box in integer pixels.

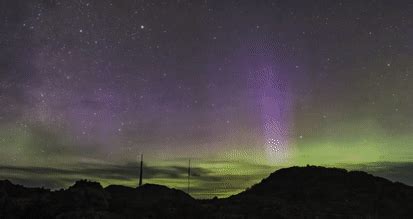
[{"left": 138, "top": 154, "right": 143, "bottom": 187}]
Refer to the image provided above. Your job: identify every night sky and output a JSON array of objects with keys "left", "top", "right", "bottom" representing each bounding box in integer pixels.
[{"left": 1, "top": 0, "right": 412, "bottom": 198}]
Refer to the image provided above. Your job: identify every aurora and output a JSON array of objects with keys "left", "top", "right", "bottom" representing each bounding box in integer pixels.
[{"left": 1, "top": 0, "right": 412, "bottom": 198}]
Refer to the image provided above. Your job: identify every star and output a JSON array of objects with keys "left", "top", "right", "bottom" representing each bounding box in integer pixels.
[{"left": 0, "top": 0, "right": 412, "bottom": 198}]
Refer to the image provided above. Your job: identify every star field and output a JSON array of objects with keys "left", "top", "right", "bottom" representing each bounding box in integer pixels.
[{"left": 0, "top": 0, "right": 412, "bottom": 197}]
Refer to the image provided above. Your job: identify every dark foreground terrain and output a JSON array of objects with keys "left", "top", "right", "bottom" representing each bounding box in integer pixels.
[{"left": 1, "top": 166, "right": 412, "bottom": 218}]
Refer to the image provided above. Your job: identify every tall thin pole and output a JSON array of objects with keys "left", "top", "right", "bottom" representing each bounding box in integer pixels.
[
  {"left": 139, "top": 154, "right": 143, "bottom": 187},
  {"left": 187, "top": 159, "right": 191, "bottom": 193}
]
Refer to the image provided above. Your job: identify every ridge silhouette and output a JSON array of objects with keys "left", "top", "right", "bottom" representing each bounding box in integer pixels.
[{"left": 1, "top": 166, "right": 412, "bottom": 218}]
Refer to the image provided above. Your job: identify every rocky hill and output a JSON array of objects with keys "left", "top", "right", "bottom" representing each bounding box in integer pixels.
[
  {"left": 219, "top": 166, "right": 413, "bottom": 218},
  {"left": 1, "top": 166, "right": 412, "bottom": 218}
]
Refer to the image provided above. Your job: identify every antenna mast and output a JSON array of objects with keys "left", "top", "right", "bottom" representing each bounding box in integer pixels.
[
  {"left": 139, "top": 154, "right": 143, "bottom": 187},
  {"left": 187, "top": 159, "right": 191, "bottom": 193}
]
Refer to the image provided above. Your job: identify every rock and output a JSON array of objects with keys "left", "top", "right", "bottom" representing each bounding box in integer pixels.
[{"left": 1, "top": 166, "right": 412, "bottom": 218}]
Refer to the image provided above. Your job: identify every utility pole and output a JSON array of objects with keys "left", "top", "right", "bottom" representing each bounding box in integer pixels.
[
  {"left": 139, "top": 154, "right": 143, "bottom": 187},
  {"left": 187, "top": 159, "right": 191, "bottom": 194}
]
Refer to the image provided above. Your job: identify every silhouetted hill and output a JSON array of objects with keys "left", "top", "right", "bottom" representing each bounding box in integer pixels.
[
  {"left": 1, "top": 166, "right": 412, "bottom": 218},
  {"left": 106, "top": 183, "right": 202, "bottom": 218},
  {"left": 220, "top": 166, "right": 413, "bottom": 218}
]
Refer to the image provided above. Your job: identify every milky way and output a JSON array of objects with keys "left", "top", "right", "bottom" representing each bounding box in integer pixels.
[{"left": 1, "top": 0, "right": 412, "bottom": 198}]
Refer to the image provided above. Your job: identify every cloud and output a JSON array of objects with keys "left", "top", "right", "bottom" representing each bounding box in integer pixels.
[
  {"left": 0, "top": 161, "right": 215, "bottom": 187},
  {"left": 1, "top": 161, "right": 411, "bottom": 198},
  {"left": 0, "top": 160, "right": 276, "bottom": 197},
  {"left": 342, "top": 162, "right": 413, "bottom": 186}
]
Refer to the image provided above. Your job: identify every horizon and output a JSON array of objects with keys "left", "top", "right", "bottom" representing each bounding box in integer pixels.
[
  {"left": 1, "top": 0, "right": 412, "bottom": 200},
  {"left": 1, "top": 160, "right": 412, "bottom": 198}
]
